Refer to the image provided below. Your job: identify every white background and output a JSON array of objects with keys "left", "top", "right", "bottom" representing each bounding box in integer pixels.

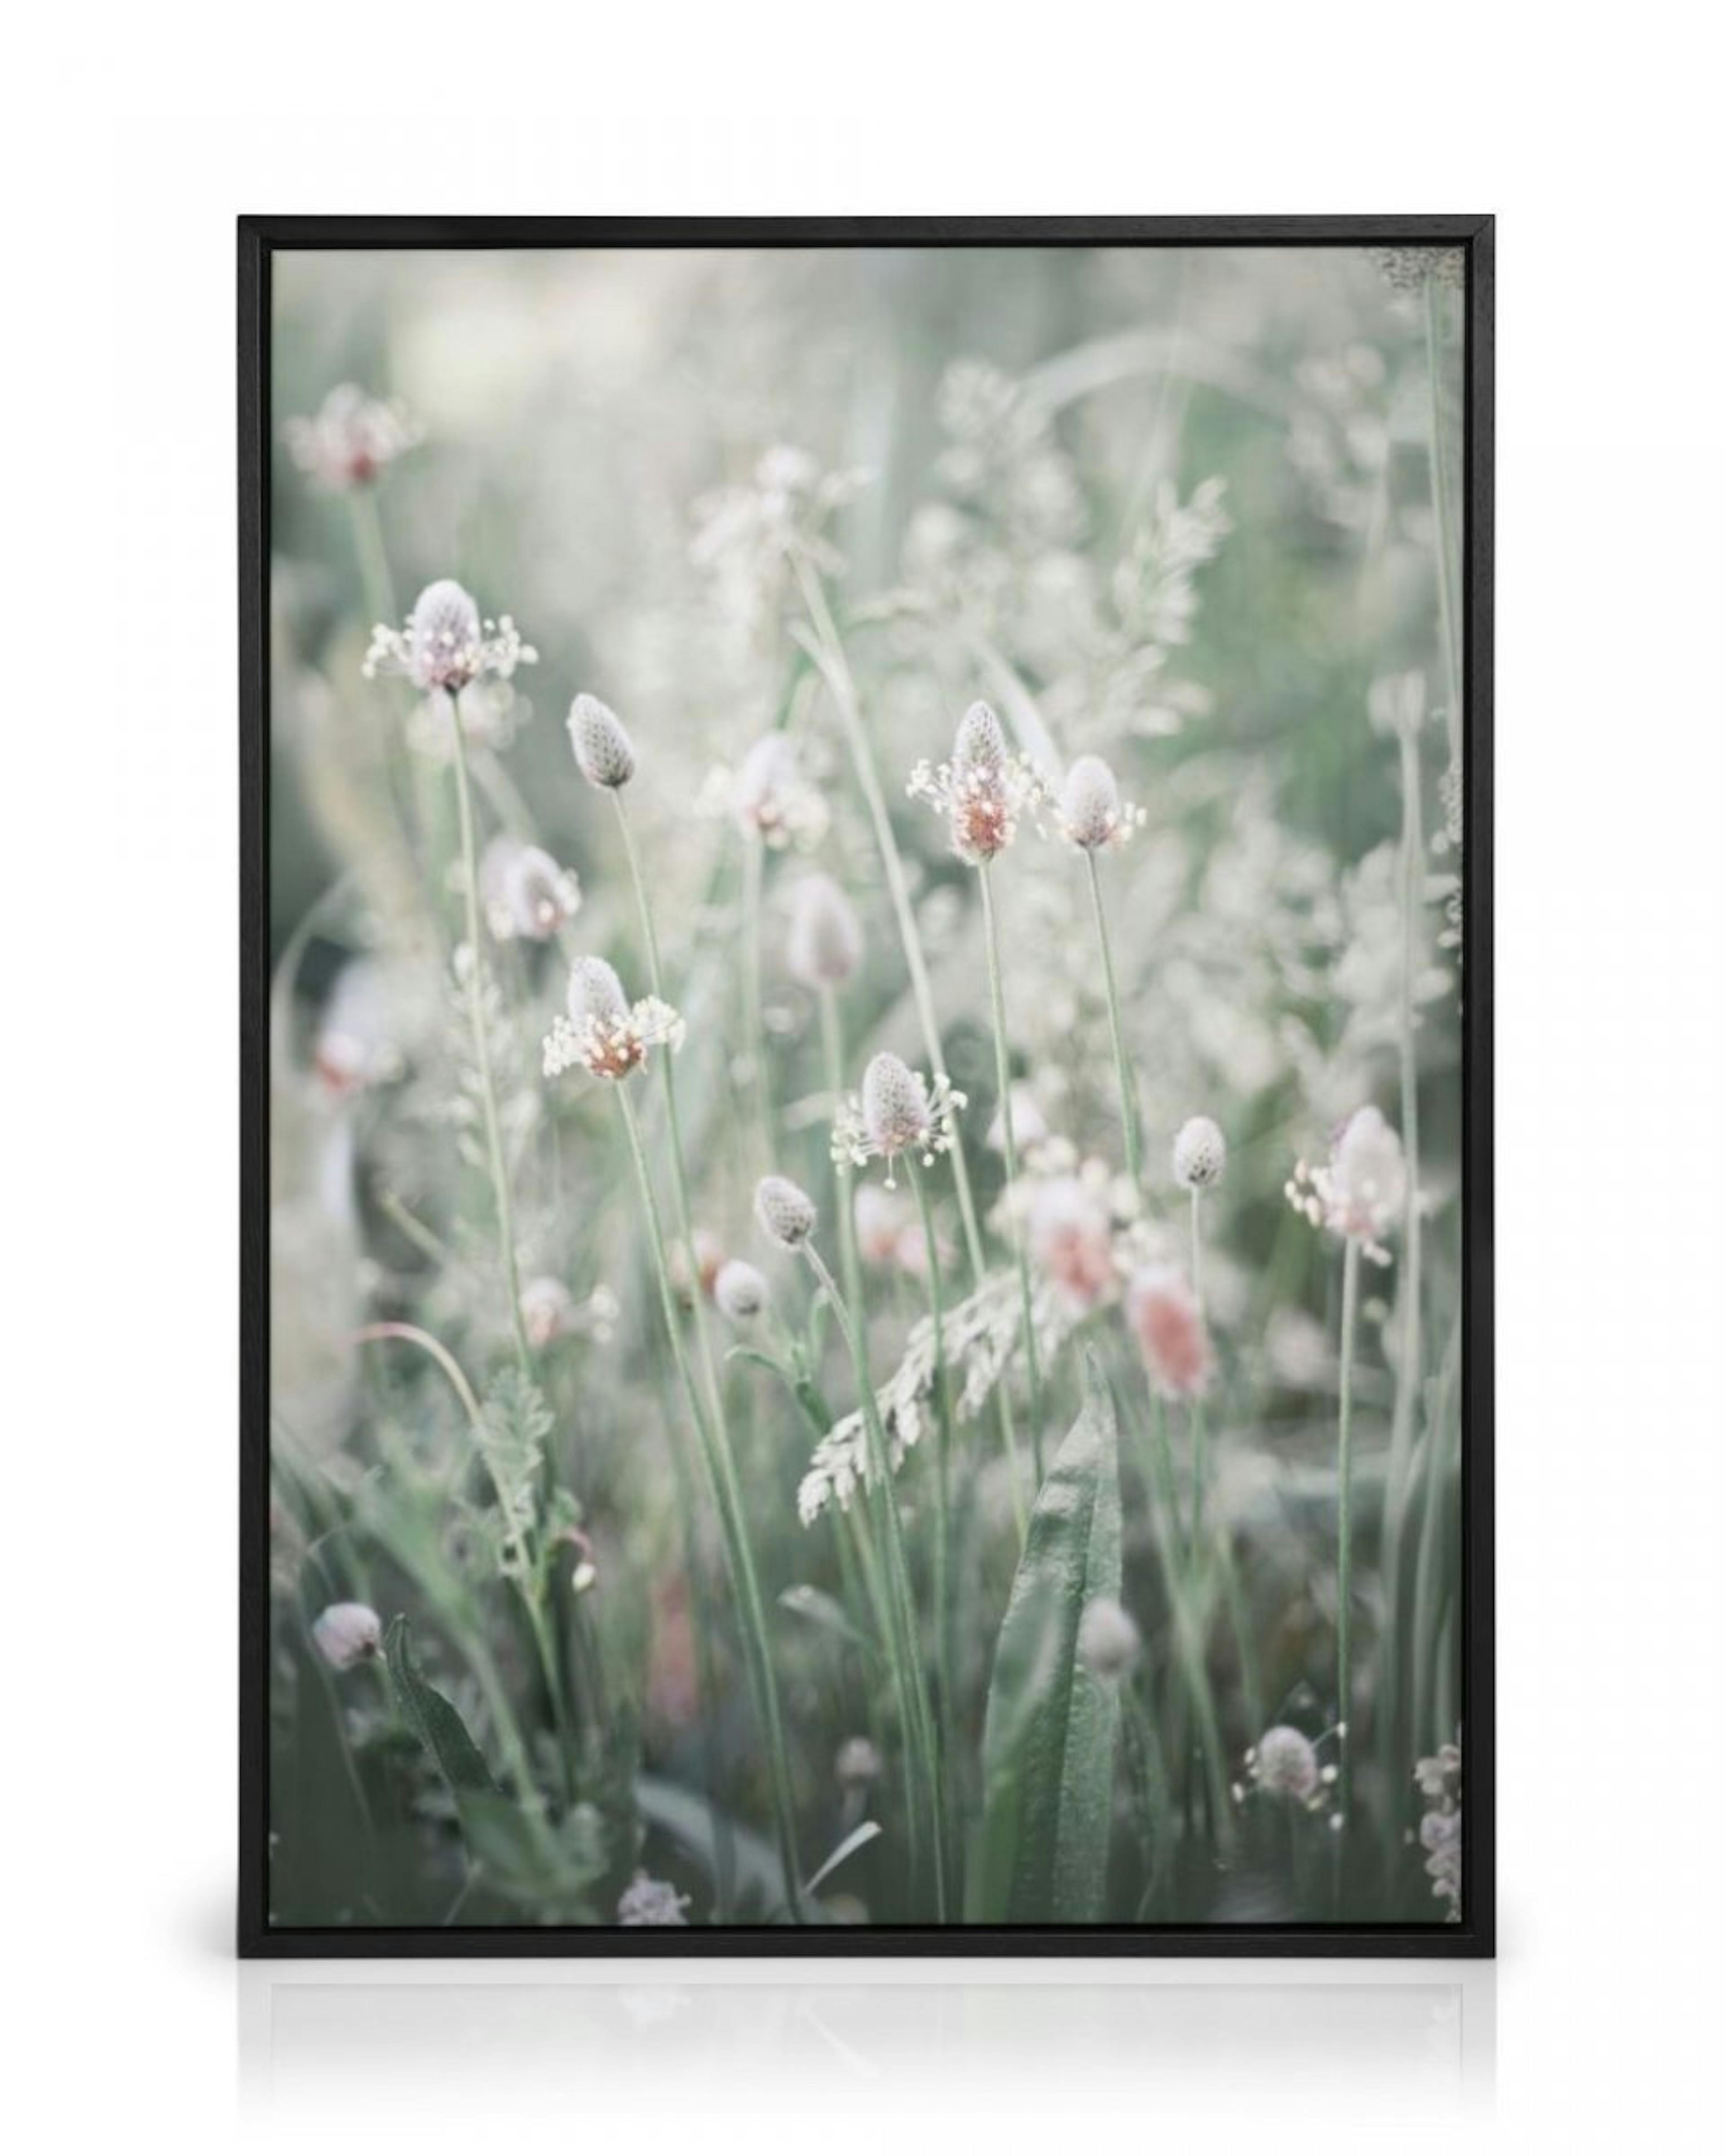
[{"left": 8, "top": 6, "right": 1723, "bottom": 2149}]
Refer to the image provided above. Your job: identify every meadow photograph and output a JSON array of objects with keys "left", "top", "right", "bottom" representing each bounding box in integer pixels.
[{"left": 257, "top": 229, "right": 1481, "bottom": 1940}]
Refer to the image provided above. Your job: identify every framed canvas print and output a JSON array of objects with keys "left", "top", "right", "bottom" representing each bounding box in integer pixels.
[{"left": 240, "top": 215, "right": 1493, "bottom": 1956}]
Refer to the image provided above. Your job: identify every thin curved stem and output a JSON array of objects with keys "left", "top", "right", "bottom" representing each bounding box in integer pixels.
[
  {"left": 447, "top": 697, "right": 531, "bottom": 1373},
  {"left": 819, "top": 985, "right": 867, "bottom": 1328},
  {"left": 907, "top": 1155, "right": 958, "bottom": 1881},
  {"left": 1084, "top": 846, "right": 1141, "bottom": 1185},
  {"left": 1425, "top": 276, "right": 1463, "bottom": 773},
  {"left": 740, "top": 832, "right": 773, "bottom": 1165},
  {"left": 1336, "top": 1234, "right": 1362, "bottom": 1832},
  {"left": 979, "top": 862, "right": 1044, "bottom": 1480}
]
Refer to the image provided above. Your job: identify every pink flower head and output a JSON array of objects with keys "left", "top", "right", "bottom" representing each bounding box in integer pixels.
[
  {"left": 1029, "top": 1175, "right": 1117, "bottom": 1313},
  {"left": 1127, "top": 1264, "right": 1214, "bottom": 1400}
]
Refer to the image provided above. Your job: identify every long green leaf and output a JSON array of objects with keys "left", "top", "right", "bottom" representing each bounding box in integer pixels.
[
  {"left": 384, "top": 1614, "right": 498, "bottom": 1797},
  {"left": 968, "top": 1359, "right": 1123, "bottom": 1923}
]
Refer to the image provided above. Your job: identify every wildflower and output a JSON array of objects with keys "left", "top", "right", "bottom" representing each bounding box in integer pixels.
[
  {"left": 907, "top": 700, "right": 1044, "bottom": 865},
  {"left": 480, "top": 837, "right": 580, "bottom": 942},
  {"left": 1172, "top": 1114, "right": 1227, "bottom": 1191},
  {"left": 311, "top": 1603, "right": 382, "bottom": 1670},
  {"left": 1028, "top": 1175, "right": 1117, "bottom": 1313},
  {"left": 1077, "top": 1596, "right": 1142, "bottom": 1681},
  {"left": 567, "top": 694, "right": 637, "bottom": 790},
  {"left": 1126, "top": 1264, "right": 1214, "bottom": 1399},
  {"left": 1414, "top": 1735, "right": 1463, "bottom": 1918},
  {"left": 756, "top": 1174, "right": 818, "bottom": 1250},
  {"left": 1285, "top": 1105, "right": 1408, "bottom": 1264},
  {"left": 313, "top": 957, "right": 402, "bottom": 1095},
  {"left": 285, "top": 383, "right": 420, "bottom": 490},
  {"left": 727, "top": 733, "right": 829, "bottom": 849},
  {"left": 615, "top": 1871, "right": 690, "bottom": 1927},
  {"left": 668, "top": 1228, "right": 725, "bottom": 1307},
  {"left": 714, "top": 1258, "right": 770, "bottom": 1324},
  {"left": 835, "top": 1736, "right": 883, "bottom": 1788},
  {"left": 364, "top": 579, "right": 535, "bottom": 694},
  {"left": 1248, "top": 1725, "right": 1323, "bottom": 1803},
  {"left": 785, "top": 873, "right": 863, "bottom": 989},
  {"left": 542, "top": 956, "right": 684, "bottom": 1081},
  {"left": 1053, "top": 754, "right": 1146, "bottom": 851},
  {"left": 519, "top": 1276, "right": 575, "bottom": 1348},
  {"left": 831, "top": 1052, "right": 966, "bottom": 1189}
]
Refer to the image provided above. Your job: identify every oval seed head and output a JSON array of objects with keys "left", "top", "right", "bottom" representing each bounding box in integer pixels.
[
  {"left": 953, "top": 699, "right": 1008, "bottom": 771},
  {"left": 311, "top": 1602, "right": 383, "bottom": 1670},
  {"left": 566, "top": 954, "right": 629, "bottom": 1027},
  {"left": 835, "top": 1735, "right": 884, "bottom": 1787},
  {"left": 714, "top": 1258, "right": 770, "bottom": 1324},
  {"left": 1254, "top": 1724, "right": 1321, "bottom": 1800},
  {"left": 862, "top": 1051, "right": 933, "bottom": 1158},
  {"left": 1172, "top": 1114, "right": 1228, "bottom": 1191},
  {"left": 567, "top": 693, "right": 637, "bottom": 789},
  {"left": 1127, "top": 1264, "right": 1214, "bottom": 1400},
  {"left": 786, "top": 872, "right": 863, "bottom": 988},
  {"left": 1077, "top": 1596, "right": 1142, "bottom": 1681},
  {"left": 756, "top": 1174, "right": 818, "bottom": 1250},
  {"left": 407, "top": 579, "right": 483, "bottom": 693},
  {"left": 1058, "top": 754, "right": 1124, "bottom": 849}
]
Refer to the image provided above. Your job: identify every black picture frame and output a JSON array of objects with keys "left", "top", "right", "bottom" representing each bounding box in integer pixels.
[{"left": 240, "top": 214, "right": 1494, "bottom": 1959}]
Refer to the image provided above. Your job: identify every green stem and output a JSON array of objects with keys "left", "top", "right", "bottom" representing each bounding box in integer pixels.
[
  {"left": 1336, "top": 1234, "right": 1362, "bottom": 1829},
  {"left": 907, "top": 1155, "right": 958, "bottom": 1883},
  {"left": 979, "top": 862, "right": 1044, "bottom": 1481},
  {"left": 1188, "top": 1395, "right": 1208, "bottom": 1546},
  {"left": 1084, "top": 846, "right": 1141, "bottom": 1184},
  {"left": 616, "top": 1084, "right": 803, "bottom": 1915},
  {"left": 347, "top": 486, "right": 397, "bottom": 636},
  {"left": 740, "top": 832, "right": 773, "bottom": 1166},
  {"left": 1425, "top": 276, "right": 1463, "bottom": 773},
  {"left": 805, "top": 1241, "right": 946, "bottom": 1919},
  {"left": 446, "top": 696, "right": 532, "bottom": 1373},
  {"left": 819, "top": 986, "right": 867, "bottom": 1329}
]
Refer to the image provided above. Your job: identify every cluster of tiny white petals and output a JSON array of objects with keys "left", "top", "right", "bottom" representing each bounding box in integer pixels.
[
  {"left": 311, "top": 1602, "right": 383, "bottom": 1670},
  {"left": 1172, "top": 1114, "right": 1227, "bottom": 1191},
  {"left": 713, "top": 1258, "right": 770, "bottom": 1324},
  {"left": 785, "top": 872, "right": 863, "bottom": 988},
  {"left": 755, "top": 1174, "right": 818, "bottom": 1250},
  {"left": 832, "top": 1053, "right": 967, "bottom": 1189},
  {"left": 1414, "top": 1736, "right": 1463, "bottom": 1918},
  {"left": 519, "top": 1276, "right": 619, "bottom": 1349},
  {"left": 907, "top": 701, "right": 1045, "bottom": 865},
  {"left": 567, "top": 694, "right": 637, "bottom": 790},
  {"left": 285, "top": 383, "right": 421, "bottom": 490},
  {"left": 364, "top": 579, "right": 536, "bottom": 695},
  {"left": 705, "top": 733, "right": 830, "bottom": 850},
  {"left": 1285, "top": 1105, "right": 1407, "bottom": 1264},
  {"left": 542, "top": 956, "right": 683, "bottom": 1081},
  {"left": 1053, "top": 754, "right": 1146, "bottom": 852},
  {"left": 615, "top": 1871, "right": 691, "bottom": 1926},
  {"left": 1077, "top": 1596, "right": 1142, "bottom": 1681},
  {"left": 1245, "top": 1725, "right": 1328, "bottom": 1807},
  {"left": 481, "top": 837, "right": 580, "bottom": 942}
]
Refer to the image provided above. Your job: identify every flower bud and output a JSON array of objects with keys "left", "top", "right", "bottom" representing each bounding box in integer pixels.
[
  {"left": 567, "top": 693, "right": 637, "bottom": 789},
  {"left": 1077, "top": 1596, "right": 1142, "bottom": 1680},
  {"left": 1127, "top": 1264, "right": 1214, "bottom": 1400},
  {"left": 1172, "top": 1114, "right": 1227, "bottom": 1191},
  {"left": 862, "top": 1051, "right": 933, "bottom": 1157},
  {"left": 566, "top": 955, "right": 628, "bottom": 1027},
  {"left": 786, "top": 873, "right": 863, "bottom": 988},
  {"left": 1253, "top": 1724, "right": 1321, "bottom": 1800},
  {"left": 835, "top": 1735, "right": 884, "bottom": 1787},
  {"left": 1057, "top": 755, "right": 1123, "bottom": 849},
  {"left": 714, "top": 1258, "right": 770, "bottom": 1323},
  {"left": 407, "top": 579, "right": 482, "bottom": 693},
  {"left": 756, "top": 1174, "right": 818, "bottom": 1250},
  {"left": 954, "top": 699, "right": 1007, "bottom": 771},
  {"left": 312, "top": 1602, "right": 383, "bottom": 1670}
]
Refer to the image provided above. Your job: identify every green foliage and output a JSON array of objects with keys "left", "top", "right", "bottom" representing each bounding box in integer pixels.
[
  {"left": 969, "top": 1361, "right": 1123, "bottom": 1924},
  {"left": 384, "top": 1615, "right": 498, "bottom": 1795}
]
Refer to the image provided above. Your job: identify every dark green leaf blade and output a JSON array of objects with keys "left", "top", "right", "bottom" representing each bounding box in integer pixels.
[{"left": 384, "top": 1614, "right": 498, "bottom": 1797}]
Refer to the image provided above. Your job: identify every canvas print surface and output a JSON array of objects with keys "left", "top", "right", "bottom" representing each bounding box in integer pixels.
[{"left": 265, "top": 242, "right": 1469, "bottom": 1933}]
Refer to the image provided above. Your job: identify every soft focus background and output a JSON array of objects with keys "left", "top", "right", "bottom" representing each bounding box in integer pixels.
[{"left": 268, "top": 242, "right": 1464, "bottom": 1930}]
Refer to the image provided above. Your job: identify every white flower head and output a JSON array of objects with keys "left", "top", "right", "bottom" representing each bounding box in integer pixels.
[
  {"left": 519, "top": 1276, "right": 575, "bottom": 1349},
  {"left": 311, "top": 1602, "right": 383, "bottom": 1670},
  {"left": 832, "top": 1051, "right": 967, "bottom": 1189},
  {"left": 730, "top": 733, "right": 830, "bottom": 850},
  {"left": 786, "top": 872, "right": 863, "bottom": 989},
  {"left": 907, "top": 700, "right": 1045, "bottom": 866},
  {"left": 1250, "top": 1724, "right": 1323, "bottom": 1803},
  {"left": 1285, "top": 1105, "right": 1407, "bottom": 1264},
  {"left": 756, "top": 1174, "right": 818, "bottom": 1250},
  {"left": 364, "top": 579, "right": 535, "bottom": 695},
  {"left": 1077, "top": 1596, "right": 1142, "bottom": 1681},
  {"left": 567, "top": 693, "right": 637, "bottom": 790},
  {"left": 481, "top": 837, "right": 580, "bottom": 942},
  {"left": 285, "top": 383, "right": 421, "bottom": 491},
  {"left": 1054, "top": 754, "right": 1146, "bottom": 851},
  {"left": 713, "top": 1258, "right": 770, "bottom": 1324},
  {"left": 835, "top": 1736, "right": 883, "bottom": 1787},
  {"left": 542, "top": 955, "right": 684, "bottom": 1081},
  {"left": 1172, "top": 1114, "right": 1227, "bottom": 1191},
  {"left": 616, "top": 1871, "right": 690, "bottom": 1926}
]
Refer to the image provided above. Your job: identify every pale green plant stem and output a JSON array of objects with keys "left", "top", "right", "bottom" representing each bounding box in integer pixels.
[
  {"left": 804, "top": 1241, "right": 946, "bottom": 1919},
  {"left": 616, "top": 1084, "right": 804, "bottom": 1914},
  {"left": 740, "top": 831, "right": 774, "bottom": 1164},
  {"left": 1146, "top": 1397, "right": 1234, "bottom": 1851},
  {"left": 1084, "top": 847, "right": 1142, "bottom": 1184},
  {"left": 1336, "top": 1235, "right": 1362, "bottom": 1830},
  {"left": 818, "top": 986, "right": 867, "bottom": 1327},
  {"left": 1412, "top": 1317, "right": 1462, "bottom": 1764},
  {"left": 1190, "top": 1190, "right": 1204, "bottom": 1307},
  {"left": 792, "top": 560, "right": 1028, "bottom": 1513},
  {"left": 979, "top": 862, "right": 1045, "bottom": 1480},
  {"left": 446, "top": 695, "right": 532, "bottom": 1374},
  {"left": 1188, "top": 1396, "right": 1208, "bottom": 1544},
  {"left": 907, "top": 1154, "right": 958, "bottom": 1877},
  {"left": 1425, "top": 277, "right": 1463, "bottom": 773},
  {"left": 347, "top": 487, "right": 397, "bottom": 636}
]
